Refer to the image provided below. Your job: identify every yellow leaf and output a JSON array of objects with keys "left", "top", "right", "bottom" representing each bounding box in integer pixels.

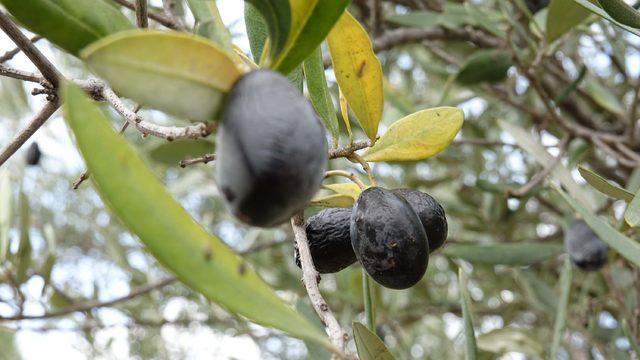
[
  {"left": 310, "top": 194, "right": 354, "bottom": 208},
  {"left": 328, "top": 12, "right": 383, "bottom": 142},
  {"left": 363, "top": 107, "right": 464, "bottom": 162},
  {"left": 339, "top": 89, "right": 352, "bottom": 140},
  {"left": 323, "top": 183, "right": 363, "bottom": 200}
]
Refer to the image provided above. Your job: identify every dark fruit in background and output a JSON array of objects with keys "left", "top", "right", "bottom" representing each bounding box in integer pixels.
[
  {"left": 524, "top": 0, "right": 549, "bottom": 14},
  {"left": 26, "top": 142, "right": 41, "bottom": 166},
  {"left": 351, "top": 187, "right": 429, "bottom": 289},
  {"left": 392, "top": 188, "right": 448, "bottom": 252},
  {"left": 295, "top": 208, "right": 356, "bottom": 273},
  {"left": 216, "top": 69, "right": 328, "bottom": 227},
  {"left": 564, "top": 220, "right": 608, "bottom": 271}
]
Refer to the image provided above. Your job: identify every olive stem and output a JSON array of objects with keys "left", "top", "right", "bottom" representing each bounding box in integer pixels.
[
  {"left": 324, "top": 170, "right": 367, "bottom": 190},
  {"left": 362, "top": 270, "right": 375, "bottom": 332},
  {"left": 290, "top": 214, "right": 348, "bottom": 359},
  {"left": 348, "top": 153, "right": 377, "bottom": 187}
]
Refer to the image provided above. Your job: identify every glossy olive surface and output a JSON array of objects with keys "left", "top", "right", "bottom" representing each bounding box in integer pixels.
[
  {"left": 350, "top": 187, "right": 429, "bottom": 289},
  {"left": 392, "top": 188, "right": 448, "bottom": 252}
]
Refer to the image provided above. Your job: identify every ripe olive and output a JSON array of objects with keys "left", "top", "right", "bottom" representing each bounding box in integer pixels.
[
  {"left": 391, "top": 188, "right": 448, "bottom": 252},
  {"left": 26, "top": 142, "right": 41, "bottom": 166},
  {"left": 564, "top": 220, "right": 608, "bottom": 271},
  {"left": 216, "top": 69, "right": 328, "bottom": 227},
  {"left": 295, "top": 208, "right": 356, "bottom": 273},
  {"left": 350, "top": 187, "right": 429, "bottom": 289}
]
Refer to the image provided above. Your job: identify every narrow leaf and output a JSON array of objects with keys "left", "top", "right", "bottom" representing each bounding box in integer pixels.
[
  {"left": 459, "top": 269, "right": 478, "bottom": 360},
  {"left": 245, "top": 2, "right": 270, "bottom": 62},
  {"left": 444, "top": 243, "right": 563, "bottom": 266},
  {"left": 0, "top": 169, "right": 11, "bottom": 262},
  {"left": 353, "top": 322, "right": 395, "bottom": 360},
  {"left": 597, "top": 0, "right": 640, "bottom": 28},
  {"left": 555, "top": 186, "right": 640, "bottom": 267},
  {"left": 186, "top": 0, "right": 233, "bottom": 52},
  {"left": 622, "top": 319, "right": 640, "bottom": 356},
  {"left": 81, "top": 30, "right": 242, "bottom": 122},
  {"left": 546, "top": 0, "right": 591, "bottom": 42},
  {"left": 328, "top": 11, "right": 383, "bottom": 142},
  {"left": 499, "top": 120, "right": 597, "bottom": 210},
  {"left": 273, "top": 0, "right": 350, "bottom": 74},
  {"left": 339, "top": 89, "right": 353, "bottom": 140},
  {"left": 244, "top": 0, "right": 291, "bottom": 60},
  {"left": 304, "top": 46, "right": 340, "bottom": 144},
  {"left": 572, "top": 0, "right": 640, "bottom": 36},
  {"left": 323, "top": 183, "right": 363, "bottom": 200},
  {"left": 456, "top": 50, "right": 512, "bottom": 85},
  {"left": 0, "top": 0, "right": 133, "bottom": 55},
  {"left": 550, "top": 257, "right": 572, "bottom": 358},
  {"left": 310, "top": 194, "right": 354, "bottom": 208},
  {"left": 578, "top": 166, "right": 633, "bottom": 202},
  {"left": 15, "top": 191, "right": 31, "bottom": 284},
  {"left": 62, "top": 82, "right": 331, "bottom": 350},
  {"left": 363, "top": 107, "right": 463, "bottom": 162},
  {"left": 625, "top": 192, "right": 640, "bottom": 227}
]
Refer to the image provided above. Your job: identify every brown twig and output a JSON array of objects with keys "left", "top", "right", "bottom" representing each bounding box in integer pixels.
[
  {"left": 0, "top": 64, "right": 43, "bottom": 83},
  {"left": 290, "top": 214, "right": 346, "bottom": 358},
  {"left": 0, "top": 12, "right": 62, "bottom": 87},
  {"left": 111, "top": 0, "right": 182, "bottom": 29},
  {"left": 0, "top": 100, "right": 60, "bottom": 167},
  {"left": 0, "top": 277, "right": 176, "bottom": 321},
  {"left": 0, "top": 35, "right": 42, "bottom": 63},
  {"left": 325, "top": 170, "right": 367, "bottom": 190},
  {"left": 135, "top": 0, "right": 149, "bottom": 28},
  {"left": 179, "top": 153, "right": 215, "bottom": 167},
  {"left": 328, "top": 140, "right": 371, "bottom": 159}
]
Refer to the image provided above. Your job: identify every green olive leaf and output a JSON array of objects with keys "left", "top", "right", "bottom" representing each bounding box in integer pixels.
[
  {"left": 456, "top": 50, "right": 513, "bottom": 85},
  {"left": 0, "top": 0, "right": 133, "bottom": 55},
  {"left": 597, "top": 0, "right": 640, "bottom": 28},
  {"left": 363, "top": 107, "right": 464, "bottom": 162},
  {"left": 149, "top": 139, "right": 214, "bottom": 166},
  {"left": 459, "top": 269, "right": 478, "bottom": 360},
  {"left": 550, "top": 257, "right": 572, "bottom": 358},
  {"left": 323, "top": 183, "right": 363, "bottom": 200},
  {"left": 444, "top": 243, "right": 563, "bottom": 266},
  {"left": 546, "top": 0, "right": 591, "bottom": 42},
  {"left": 15, "top": 191, "right": 31, "bottom": 284},
  {"left": 62, "top": 82, "right": 333, "bottom": 351},
  {"left": 578, "top": 166, "right": 634, "bottom": 202},
  {"left": 0, "top": 168, "right": 11, "bottom": 262},
  {"left": 352, "top": 322, "right": 395, "bottom": 360},
  {"left": 572, "top": 0, "right": 640, "bottom": 36},
  {"left": 310, "top": 194, "right": 355, "bottom": 208},
  {"left": 81, "top": 30, "right": 242, "bottom": 122},
  {"left": 304, "top": 46, "right": 340, "bottom": 144}
]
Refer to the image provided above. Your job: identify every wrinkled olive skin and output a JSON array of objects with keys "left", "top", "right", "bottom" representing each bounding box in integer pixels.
[
  {"left": 565, "top": 220, "right": 608, "bottom": 271},
  {"left": 391, "top": 188, "right": 448, "bottom": 252},
  {"left": 351, "top": 187, "right": 429, "bottom": 289},
  {"left": 26, "top": 142, "right": 41, "bottom": 166},
  {"left": 524, "top": 0, "right": 549, "bottom": 13},
  {"left": 295, "top": 208, "right": 356, "bottom": 273},
  {"left": 216, "top": 69, "right": 328, "bottom": 227}
]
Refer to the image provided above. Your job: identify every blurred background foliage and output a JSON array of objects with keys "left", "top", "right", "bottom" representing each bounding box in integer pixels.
[{"left": 1, "top": 0, "right": 640, "bottom": 359}]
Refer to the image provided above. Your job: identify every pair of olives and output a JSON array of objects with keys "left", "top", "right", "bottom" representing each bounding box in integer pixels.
[{"left": 298, "top": 187, "right": 448, "bottom": 290}]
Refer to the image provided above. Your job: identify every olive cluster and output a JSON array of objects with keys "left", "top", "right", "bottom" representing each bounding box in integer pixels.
[
  {"left": 297, "top": 187, "right": 448, "bottom": 290},
  {"left": 564, "top": 220, "right": 608, "bottom": 271}
]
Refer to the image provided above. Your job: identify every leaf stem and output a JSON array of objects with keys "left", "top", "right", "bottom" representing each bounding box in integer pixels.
[
  {"left": 348, "top": 153, "right": 377, "bottom": 187},
  {"left": 324, "top": 170, "right": 367, "bottom": 190},
  {"left": 362, "top": 270, "right": 375, "bottom": 332}
]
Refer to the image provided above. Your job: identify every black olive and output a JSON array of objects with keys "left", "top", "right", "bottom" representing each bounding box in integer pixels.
[
  {"left": 564, "top": 220, "right": 608, "bottom": 271},
  {"left": 350, "top": 187, "right": 429, "bottom": 289},
  {"left": 294, "top": 208, "right": 356, "bottom": 273},
  {"left": 391, "top": 188, "right": 448, "bottom": 252},
  {"left": 216, "top": 69, "right": 328, "bottom": 227},
  {"left": 26, "top": 142, "right": 41, "bottom": 166}
]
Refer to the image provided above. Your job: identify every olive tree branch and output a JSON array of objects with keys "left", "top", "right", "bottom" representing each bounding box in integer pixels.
[
  {"left": 111, "top": 0, "right": 182, "bottom": 29},
  {"left": 0, "top": 277, "right": 176, "bottom": 321},
  {"left": 324, "top": 170, "right": 367, "bottom": 190},
  {"left": 0, "top": 11, "right": 62, "bottom": 87},
  {"left": 179, "top": 153, "right": 216, "bottom": 167},
  {"left": 290, "top": 214, "right": 347, "bottom": 358},
  {"left": 0, "top": 64, "right": 43, "bottom": 83},
  {"left": 328, "top": 140, "right": 371, "bottom": 159},
  {"left": 0, "top": 35, "right": 41, "bottom": 63},
  {"left": 135, "top": 0, "right": 149, "bottom": 28},
  {"left": 347, "top": 153, "right": 377, "bottom": 187}
]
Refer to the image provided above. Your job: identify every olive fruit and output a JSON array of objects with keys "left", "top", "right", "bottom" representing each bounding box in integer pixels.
[
  {"left": 351, "top": 187, "right": 429, "bottom": 289},
  {"left": 524, "top": 0, "right": 549, "bottom": 14},
  {"left": 391, "top": 188, "right": 448, "bottom": 252},
  {"left": 26, "top": 142, "right": 41, "bottom": 166},
  {"left": 564, "top": 220, "right": 608, "bottom": 271},
  {"left": 295, "top": 208, "right": 356, "bottom": 273},
  {"left": 216, "top": 69, "right": 328, "bottom": 227}
]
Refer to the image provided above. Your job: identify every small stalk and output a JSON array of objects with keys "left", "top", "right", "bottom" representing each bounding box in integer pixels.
[{"left": 362, "top": 269, "right": 375, "bottom": 332}]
